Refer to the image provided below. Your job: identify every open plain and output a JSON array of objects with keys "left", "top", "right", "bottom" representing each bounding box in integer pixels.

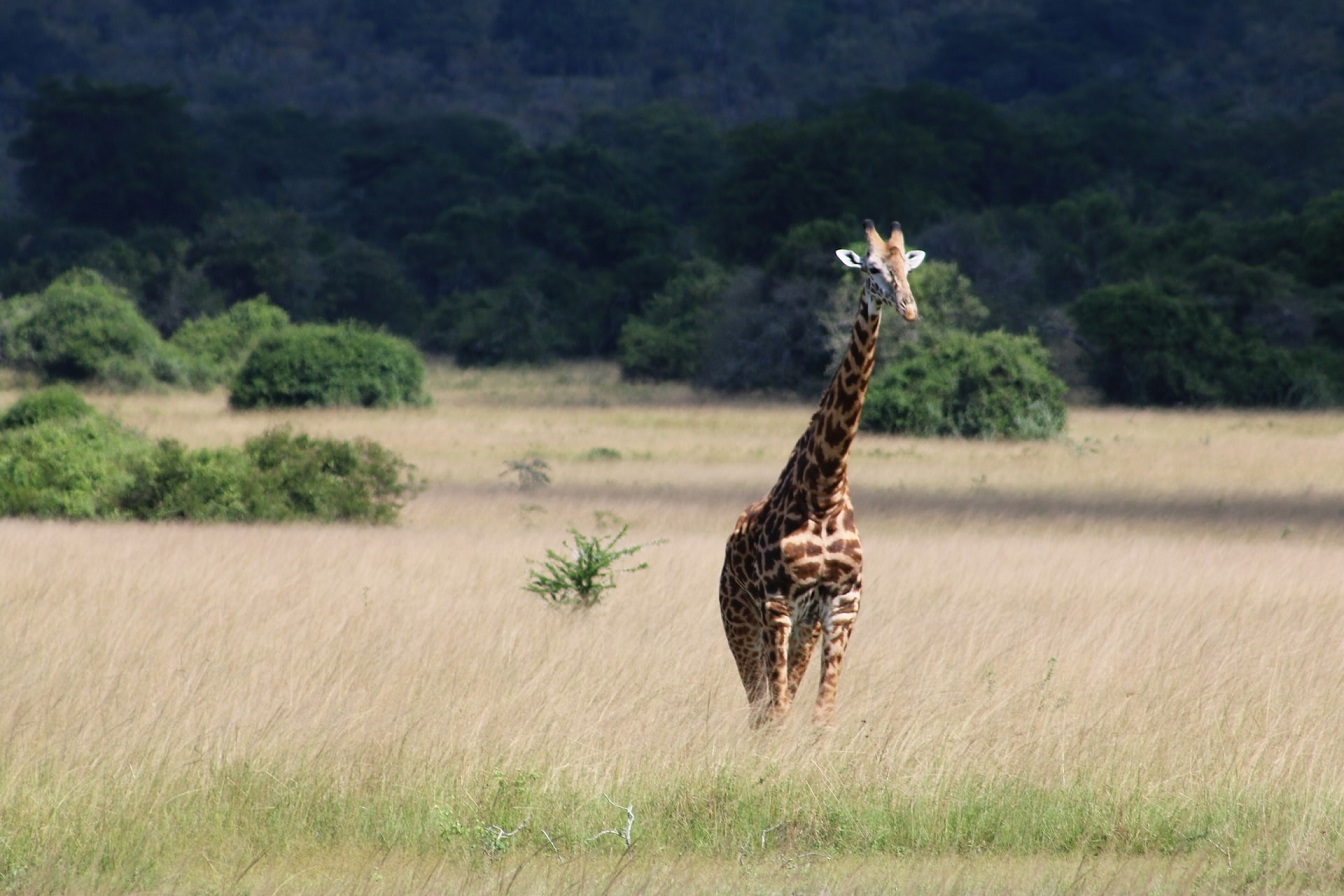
[{"left": 2, "top": 363, "right": 1343, "bottom": 894}]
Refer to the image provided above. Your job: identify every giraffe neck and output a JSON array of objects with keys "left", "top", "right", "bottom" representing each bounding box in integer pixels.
[{"left": 777, "top": 280, "right": 884, "bottom": 513}]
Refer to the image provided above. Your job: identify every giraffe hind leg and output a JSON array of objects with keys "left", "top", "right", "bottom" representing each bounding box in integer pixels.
[
  {"left": 814, "top": 588, "right": 861, "bottom": 726},
  {"left": 786, "top": 619, "right": 822, "bottom": 702}
]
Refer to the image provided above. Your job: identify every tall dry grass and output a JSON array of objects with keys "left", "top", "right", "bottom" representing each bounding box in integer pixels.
[{"left": 2, "top": 364, "right": 1343, "bottom": 893}]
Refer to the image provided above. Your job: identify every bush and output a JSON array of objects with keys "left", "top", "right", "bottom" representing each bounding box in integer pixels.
[
  {"left": 229, "top": 323, "right": 428, "bottom": 408},
  {"left": 168, "top": 295, "right": 290, "bottom": 383},
  {"left": 239, "top": 427, "right": 418, "bottom": 523},
  {"left": 0, "top": 269, "right": 188, "bottom": 388},
  {"left": 0, "top": 383, "right": 93, "bottom": 430},
  {"left": 0, "top": 391, "right": 420, "bottom": 523},
  {"left": 697, "top": 269, "right": 836, "bottom": 394},
  {"left": 524, "top": 525, "right": 659, "bottom": 610},
  {"left": 863, "top": 329, "right": 1067, "bottom": 439},
  {"left": 0, "top": 410, "right": 149, "bottom": 519},
  {"left": 122, "top": 427, "right": 419, "bottom": 523}
]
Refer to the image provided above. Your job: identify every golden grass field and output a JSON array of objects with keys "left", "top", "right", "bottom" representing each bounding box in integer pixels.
[{"left": 2, "top": 363, "right": 1343, "bottom": 894}]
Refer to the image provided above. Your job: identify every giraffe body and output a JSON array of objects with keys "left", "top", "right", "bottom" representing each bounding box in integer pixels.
[{"left": 719, "top": 220, "right": 924, "bottom": 727}]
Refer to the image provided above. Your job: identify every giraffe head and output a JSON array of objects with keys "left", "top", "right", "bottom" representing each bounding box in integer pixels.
[{"left": 835, "top": 219, "right": 925, "bottom": 321}]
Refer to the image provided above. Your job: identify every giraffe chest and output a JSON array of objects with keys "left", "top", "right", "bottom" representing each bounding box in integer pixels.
[
  {"left": 737, "top": 501, "right": 863, "bottom": 599},
  {"left": 777, "top": 518, "right": 862, "bottom": 592}
]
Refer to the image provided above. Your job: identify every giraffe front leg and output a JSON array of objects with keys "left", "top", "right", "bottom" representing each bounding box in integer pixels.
[
  {"left": 719, "top": 578, "right": 768, "bottom": 712},
  {"left": 759, "top": 595, "right": 794, "bottom": 726},
  {"left": 814, "top": 588, "right": 861, "bottom": 726}
]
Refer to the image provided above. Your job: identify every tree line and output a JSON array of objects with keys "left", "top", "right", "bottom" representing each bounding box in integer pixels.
[{"left": 2, "top": 73, "right": 1342, "bottom": 406}]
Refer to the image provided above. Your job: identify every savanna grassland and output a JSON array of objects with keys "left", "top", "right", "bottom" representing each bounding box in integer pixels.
[{"left": 2, "top": 364, "right": 1343, "bottom": 895}]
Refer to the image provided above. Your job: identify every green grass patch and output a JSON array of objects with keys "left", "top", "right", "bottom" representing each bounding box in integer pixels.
[{"left": 1, "top": 753, "right": 1337, "bottom": 893}]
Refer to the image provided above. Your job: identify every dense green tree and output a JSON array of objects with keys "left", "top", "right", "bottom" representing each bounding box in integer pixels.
[
  {"left": 491, "top": 0, "right": 635, "bottom": 76},
  {"left": 188, "top": 201, "right": 323, "bottom": 317},
  {"left": 575, "top": 103, "right": 725, "bottom": 223},
  {"left": 618, "top": 257, "right": 728, "bottom": 381},
  {"left": 9, "top": 79, "right": 212, "bottom": 233},
  {"left": 0, "top": 8, "right": 85, "bottom": 87},
  {"left": 1302, "top": 191, "right": 1344, "bottom": 288},
  {"left": 319, "top": 239, "right": 424, "bottom": 334}
]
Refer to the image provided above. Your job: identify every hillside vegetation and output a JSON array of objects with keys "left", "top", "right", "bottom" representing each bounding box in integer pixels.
[{"left": 1, "top": 0, "right": 1341, "bottom": 406}]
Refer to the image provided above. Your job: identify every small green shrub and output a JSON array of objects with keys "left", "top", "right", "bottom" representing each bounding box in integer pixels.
[
  {"left": 0, "top": 383, "right": 94, "bottom": 430},
  {"left": 863, "top": 329, "right": 1068, "bottom": 439},
  {"left": 3, "top": 269, "right": 187, "bottom": 388},
  {"left": 168, "top": 295, "right": 290, "bottom": 383},
  {"left": 524, "top": 525, "right": 660, "bottom": 609},
  {"left": 229, "top": 323, "right": 428, "bottom": 409}
]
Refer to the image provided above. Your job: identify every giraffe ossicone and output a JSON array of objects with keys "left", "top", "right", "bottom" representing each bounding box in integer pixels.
[{"left": 718, "top": 218, "right": 924, "bottom": 728}]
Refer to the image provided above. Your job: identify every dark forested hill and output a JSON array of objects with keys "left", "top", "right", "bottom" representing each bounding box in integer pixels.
[
  {"left": 2, "top": 0, "right": 1342, "bottom": 405},
  {"left": 3, "top": 0, "right": 1339, "bottom": 131}
]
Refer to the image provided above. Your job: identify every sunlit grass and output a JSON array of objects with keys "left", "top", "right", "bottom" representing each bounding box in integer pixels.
[{"left": 2, "top": 362, "right": 1343, "bottom": 893}]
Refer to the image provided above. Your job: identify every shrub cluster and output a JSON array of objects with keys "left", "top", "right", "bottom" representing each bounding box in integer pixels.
[
  {"left": 229, "top": 323, "right": 428, "bottom": 409},
  {"left": 0, "top": 387, "right": 419, "bottom": 523},
  {"left": 863, "top": 330, "right": 1067, "bottom": 440}
]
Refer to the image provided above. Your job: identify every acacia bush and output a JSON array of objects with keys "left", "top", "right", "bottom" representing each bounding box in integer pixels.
[
  {"left": 229, "top": 323, "right": 428, "bottom": 409},
  {"left": 863, "top": 329, "right": 1067, "bottom": 439},
  {"left": 0, "top": 386, "right": 420, "bottom": 523}
]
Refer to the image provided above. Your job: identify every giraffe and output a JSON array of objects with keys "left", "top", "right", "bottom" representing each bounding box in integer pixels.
[{"left": 718, "top": 219, "right": 925, "bottom": 727}]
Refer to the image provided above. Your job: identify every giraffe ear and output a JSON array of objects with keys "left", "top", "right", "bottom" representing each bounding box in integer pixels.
[
  {"left": 836, "top": 249, "right": 864, "bottom": 268},
  {"left": 905, "top": 250, "right": 926, "bottom": 271}
]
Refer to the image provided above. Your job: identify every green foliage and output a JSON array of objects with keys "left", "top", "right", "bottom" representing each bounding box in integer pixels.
[
  {"left": 1, "top": 269, "right": 190, "bottom": 388},
  {"left": 0, "top": 407, "right": 149, "bottom": 519},
  {"left": 319, "top": 239, "right": 424, "bottom": 334},
  {"left": 168, "top": 295, "right": 290, "bottom": 381},
  {"left": 618, "top": 258, "right": 727, "bottom": 381},
  {"left": 122, "top": 427, "right": 419, "bottom": 523},
  {"left": 1071, "top": 280, "right": 1339, "bottom": 407},
  {"left": 864, "top": 329, "right": 1068, "bottom": 440},
  {"left": 524, "top": 525, "right": 659, "bottom": 609},
  {"left": 229, "top": 323, "right": 428, "bottom": 409},
  {"left": 188, "top": 201, "right": 324, "bottom": 316},
  {"left": 3, "top": 6, "right": 1344, "bottom": 407},
  {"left": 908, "top": 259, "right": 991, "bottom": 333},
  {"left": 0, "top": 382, "right": 92, "bottom": 430},
  {"left": 0, "top": 392, "right": 419, "bottom": 523},
  {"left": 10, "top": 78, "right": 212, "bottom": 233},
  {"left": 697, "top": 269, "right": 837, "bottom": 394}
]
